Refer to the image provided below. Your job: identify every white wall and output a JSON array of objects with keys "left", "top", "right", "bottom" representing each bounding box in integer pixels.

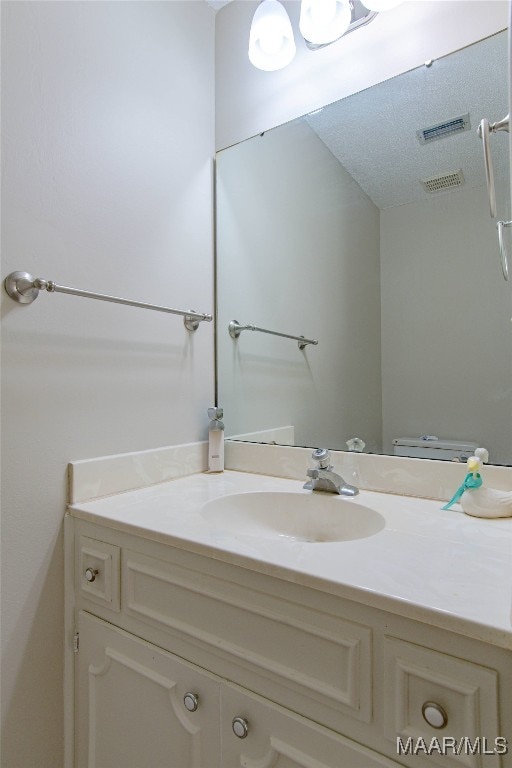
[
  {"left": 1, "top": 2, "right": 215, "bottom": 765},
  {"left": 380, "top": 182, "right": 512, "bottom": 465},
  {"left": 217, "top": 120, "right": 382, "bottom": 452},
  {"left": 1, "top": 2, "right": 509, "bottom": 764},
  {"left": 216, "top": 1, "right": 509, "bottom": 149}
]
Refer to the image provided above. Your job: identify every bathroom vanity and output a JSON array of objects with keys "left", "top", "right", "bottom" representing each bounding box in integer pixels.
[{"left": 65, "top": 459, "right": 512, "bottom": 768}]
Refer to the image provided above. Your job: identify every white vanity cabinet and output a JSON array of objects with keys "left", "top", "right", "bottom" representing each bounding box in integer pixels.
[{"left": 67, "top": 516, "right": 511, "bottom": 768}]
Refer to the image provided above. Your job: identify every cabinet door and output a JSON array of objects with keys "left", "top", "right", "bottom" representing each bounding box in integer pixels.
[
  {"left": 77, "top": 611, "right": 220, "bottom": 768},
  {"left": 221, "top": 682, "right": 401, "bottom": 768}
]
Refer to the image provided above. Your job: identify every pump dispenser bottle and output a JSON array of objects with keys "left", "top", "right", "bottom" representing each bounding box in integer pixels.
[{"left": 207, "top": 407, "right": 224, "bottom": 472}]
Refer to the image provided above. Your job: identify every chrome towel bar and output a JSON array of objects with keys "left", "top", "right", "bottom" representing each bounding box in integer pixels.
[
  {"left": 228, "top": 319, "right": 318, "bottom": 350},
  {"left": 4, "top": 271, "right": 212, "bottom": 330}
]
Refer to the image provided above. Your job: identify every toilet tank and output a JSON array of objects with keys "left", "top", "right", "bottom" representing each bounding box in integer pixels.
[{"left": 392, "top": 437, "right": 479, "bottom": 461}]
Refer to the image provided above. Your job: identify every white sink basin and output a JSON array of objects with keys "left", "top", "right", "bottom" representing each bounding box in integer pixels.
[{"left": 201, "top": 491, "right": 385, "bottom": 543}]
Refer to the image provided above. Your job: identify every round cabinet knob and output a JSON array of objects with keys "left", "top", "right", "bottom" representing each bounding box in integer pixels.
[
  {"left": 183, "top": 693, "right": 199, "bottom": 712},
  {"left": 84, "top": 567, "right": 99, "bottom": 583},
  {"left": 232, "top": 717, "right": 249, "bottom": 739},
  {"left": 422, "top": 701, "right": 448, "bottom": 729}
]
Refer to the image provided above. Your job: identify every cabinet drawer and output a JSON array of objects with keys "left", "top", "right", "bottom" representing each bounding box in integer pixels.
[
  {"left": 78, "top": 536, "right": 120, "bottom": 612},
  {"left": 122, "top": 549, "right": 372, "bottom": 725},
  {"left": 383, "top": 636, "right": 500, "bottom": 768}
]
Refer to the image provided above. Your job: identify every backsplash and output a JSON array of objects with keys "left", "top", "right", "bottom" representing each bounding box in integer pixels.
[
  {"left": 69, "top": 441, "right": 208, "bottom": 503},
  {"left": 69, "top": 439, "right": 512, "bottom": 505}
]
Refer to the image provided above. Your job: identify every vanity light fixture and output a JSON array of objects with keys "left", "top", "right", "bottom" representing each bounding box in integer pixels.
[
  {"left": 248, "top": 0, "right": 404, "bottom": 70},
  {"left": 248, "top": 0, "right": 296, "bottom": 71}
]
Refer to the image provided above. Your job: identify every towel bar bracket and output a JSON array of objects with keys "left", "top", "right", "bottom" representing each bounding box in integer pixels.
[{"left": 5, "top": 271, "right": 42, "bottom": 304}]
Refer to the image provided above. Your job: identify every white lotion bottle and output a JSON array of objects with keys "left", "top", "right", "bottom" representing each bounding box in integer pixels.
[{"left": 208, "top": 407, "right": 224, "bottom": 472}]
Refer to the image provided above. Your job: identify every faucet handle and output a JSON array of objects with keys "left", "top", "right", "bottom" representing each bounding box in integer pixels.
[{"left": 311, "top": 448, "right": 332, "bottom": 469}]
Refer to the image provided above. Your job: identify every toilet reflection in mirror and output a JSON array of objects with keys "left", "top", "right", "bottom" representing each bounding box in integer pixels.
[{"left": 216, "top": 30, "right": 512, "bottom": 466}]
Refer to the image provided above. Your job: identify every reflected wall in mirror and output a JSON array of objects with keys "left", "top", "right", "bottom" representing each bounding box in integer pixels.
[{"left": 216, "top": 30, "right": 512, "bottom": 465}]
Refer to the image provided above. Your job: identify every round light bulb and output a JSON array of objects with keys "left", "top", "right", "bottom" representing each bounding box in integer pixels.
[
  {"left": 260, "top": 28, "right": 284, "bottom": 55},
  {"left": 299, "top": 0, "right": 352, "bottom": 45},
  {"left": 311, "top": 0, "right": 337, "bottom": 26},
  {"left": 248, "top": 0, "right": 296, "bottom": 71},
  {"left": 360, "top": 0, "right": 403, "bottom": 11}
]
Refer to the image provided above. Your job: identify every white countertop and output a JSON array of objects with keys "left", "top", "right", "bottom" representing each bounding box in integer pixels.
[{"left": 68, "top": 470, "right": 512, "bottom": 649}]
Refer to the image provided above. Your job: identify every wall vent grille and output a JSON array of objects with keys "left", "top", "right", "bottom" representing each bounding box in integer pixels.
[
  {"left": 417, "top": 113, "right": 471, "bottom": 144},
  {"left": 421, "top": 169, "right": 465, "bottom": 193}
]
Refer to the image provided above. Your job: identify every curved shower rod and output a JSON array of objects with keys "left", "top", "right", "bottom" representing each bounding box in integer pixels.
[{"left": 477, "top": 114, "right": 510, "bottom": 281}]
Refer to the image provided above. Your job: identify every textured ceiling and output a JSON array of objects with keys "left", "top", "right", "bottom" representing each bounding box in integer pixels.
[{"left": 305, "top": 31, "right": 508, "bottom": 210}]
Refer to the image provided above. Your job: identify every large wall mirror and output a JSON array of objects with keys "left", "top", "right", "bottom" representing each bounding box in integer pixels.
[{"left": 216, "top": 30, "right": 512, "bottom": 466}]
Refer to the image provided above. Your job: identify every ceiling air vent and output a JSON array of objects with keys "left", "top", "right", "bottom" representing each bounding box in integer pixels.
[
  {"left": 417, "top": 113, "right": 471, "bottom": 145},
  {"left": 421, "top": 169, "right": 465, "bottom": 193}
]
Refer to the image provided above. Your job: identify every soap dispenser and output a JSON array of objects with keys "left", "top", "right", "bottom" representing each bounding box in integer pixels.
[{"left": 207, "top": 407, "right": 224, "bottom": 472}]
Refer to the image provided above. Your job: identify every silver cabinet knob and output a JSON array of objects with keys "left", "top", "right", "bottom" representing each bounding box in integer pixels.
[
  {"left": 232, "top": 717, "right": 249, "bottom": 739},
  {"left": 84, "top": 567, "right": 99, "bottom": 583},
  {"left": 183, "top": 693, "right": 199, "bottom": 712},
  {"left": 422, "top": 701, "right": 448, "bottom": 729}
]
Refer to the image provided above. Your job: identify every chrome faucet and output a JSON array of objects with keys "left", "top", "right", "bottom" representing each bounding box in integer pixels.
[{"left": 303, "top": 448, "right": 359, "bottom": 496}]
